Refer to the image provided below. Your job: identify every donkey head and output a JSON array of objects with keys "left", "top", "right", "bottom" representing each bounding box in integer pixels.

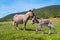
[
  {"left": 32, "top": 16, "right": 39, "bottom": 24},
  {"left": 28, "top": 9, "right": 35, "bottom": 18}
]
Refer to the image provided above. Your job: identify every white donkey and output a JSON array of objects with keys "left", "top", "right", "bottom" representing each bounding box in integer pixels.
[
  {"left": 13, "top": 10, "right": 35, "bottom": 30},
  {"left": 32, "top": 16, "right": 57, "bottom": 34}
]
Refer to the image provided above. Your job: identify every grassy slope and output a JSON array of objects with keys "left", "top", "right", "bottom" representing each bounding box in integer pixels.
[{"left": 0, "top": 20, "right": 60, "bottom": 40}]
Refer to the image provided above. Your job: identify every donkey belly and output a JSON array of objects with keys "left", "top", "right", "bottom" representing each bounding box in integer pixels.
[
  {"left": 19, "top": 20, "right": 23, "bottom": 24},
  {"left": 14, "top": 15, "right": 24, "bottom": 24},
  {"left": 13, "top": 17, "right": 23, "bottom": 24},
  {"left": 14, "top": 19, "right": 23, "bottom": 24}
]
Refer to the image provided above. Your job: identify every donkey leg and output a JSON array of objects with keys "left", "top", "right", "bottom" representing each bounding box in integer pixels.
[
  {"left": 48, "top": 26, "right": 51, "bottom": 34},
  {"left": 36, "top": 24, "right": 44, "bottom": 34},
  {"left": 50, "top": 25, "right": 57, "bottom": 33},
  {"left": 23, "top": 22, "right": 26, "bottom": 31},
  {"left": 12, "top": 21, "right": 15, "bottom": 30},
  {"left": 48, "top": 23, "right": 52, "bottom": 34},
  {"left": 52, "top": 27, "right": 57, "bottom": 33},
  {"left": 16, "top": 23, "right": 19, "bottom": 30},
  {"left": 36, "top": 25, "right": 39, "bottom": 34},
  {"left": 40, "top": 25, "right": 44, "bottom": 34},
  {"left": 36, "top": 24, "right": 41, "bottom": 34},
  {"left": 48, "top": 24, "right": 57, "bottom": 34}
]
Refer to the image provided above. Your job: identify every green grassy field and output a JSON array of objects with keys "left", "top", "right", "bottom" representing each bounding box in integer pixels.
[{"left": 0, "top": 20, "right": 60, "bottom": 40}]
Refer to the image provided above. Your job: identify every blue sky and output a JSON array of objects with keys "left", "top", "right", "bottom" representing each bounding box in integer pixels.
[{"left": 0, "top": 0, "right": 60, "bottom": 18}]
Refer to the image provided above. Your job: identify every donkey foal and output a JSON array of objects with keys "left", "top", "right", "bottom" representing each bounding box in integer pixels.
[{"left": 32, "top": 16, "right": 57, "bottom": 34}]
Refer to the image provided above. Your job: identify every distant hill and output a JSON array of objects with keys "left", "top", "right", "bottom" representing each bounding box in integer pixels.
[
  {"left": 34, "top": 5, "right": 60, "bottom": 18},
  {"left": 0, "top": 5, "right": 60, "bottom": 21},
  {"left": 0, "top": 11, "right": 27, "bottom": 21}
]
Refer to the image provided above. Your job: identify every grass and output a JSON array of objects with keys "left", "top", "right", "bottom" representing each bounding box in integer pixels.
[{"left": 0, "top": 20, "right": 60, "bottom": 40}]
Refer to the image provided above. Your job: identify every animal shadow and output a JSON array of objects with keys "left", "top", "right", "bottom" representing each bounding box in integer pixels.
[
  {"left": 44, "top": 32, "right": 57, "bottom": 35},
  {"left": 20, "top": 28, "right": 36, "bottom": 31}
]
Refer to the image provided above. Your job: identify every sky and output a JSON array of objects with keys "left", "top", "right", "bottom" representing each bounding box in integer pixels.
[{"left": 0, "top": 0, "right": 60, "bottom": 18}]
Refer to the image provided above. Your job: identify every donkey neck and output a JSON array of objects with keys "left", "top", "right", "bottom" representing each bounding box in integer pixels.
[
  {"left": 36, "top": 19, "right": 40, "bottom": 24},
  {"left": 23, "top": 12, "right": 31, "bottom": 21},
  {"left": 25, "top": 12, "right": 32, "bottom": 18}
]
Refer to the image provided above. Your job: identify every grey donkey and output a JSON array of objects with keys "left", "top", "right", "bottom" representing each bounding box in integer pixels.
[
  {"left": 32, "top": 16, "right": 57, "bottom": 34},
  {"left": 13, "top": 9, "right": 35, "bottom": 30}
]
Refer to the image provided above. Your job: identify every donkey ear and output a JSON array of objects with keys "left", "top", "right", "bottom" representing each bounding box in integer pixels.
[
  {"left": 32, "top": 8, "right": 35, "bottom": 11},
  {"left": 28, "top": 9, "right": 33, "bottom": 12},
  {"left": 29, "top": 10, "right": 31, "bottom": 11},
  {"left": 33, "top": 8, "right": 35, "bottom": 10}
]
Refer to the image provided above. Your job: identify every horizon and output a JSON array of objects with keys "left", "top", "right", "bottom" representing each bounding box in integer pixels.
[{"left": 0, "top": 0, "right": 60, "bottom": 18}]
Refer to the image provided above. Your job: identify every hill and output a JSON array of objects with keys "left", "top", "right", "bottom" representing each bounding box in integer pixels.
[
  {"left": 34, "top": 5, "right": 60, "bottom": 18},
  {"left": 0, "top": 5, "right": 60, "bottom": 21}
]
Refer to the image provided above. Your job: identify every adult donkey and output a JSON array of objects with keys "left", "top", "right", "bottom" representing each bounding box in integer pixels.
[
  {"left": 13, "top": 10, "right": 35, "bottom": 30},
  {"left": 32, "top": 16, "right": 57, "bottom": 34}
]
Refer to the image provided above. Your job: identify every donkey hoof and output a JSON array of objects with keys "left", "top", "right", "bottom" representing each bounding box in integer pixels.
[
  {"left": 41, "top": 32, "right": 45, "bottom": 34},
  {"left": 23, "top": 29, "right": 25, "bottom": 31},
  {"left": 23, "top": 29, "right": 26, "bottom": 31},
  {"left": 16, "top": 28, "right": 19, "bottom": 30},
  {"left": 48, "top": 32, "right": 51, "bottom": 34}
]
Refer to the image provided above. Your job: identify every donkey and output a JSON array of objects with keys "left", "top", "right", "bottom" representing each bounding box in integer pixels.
[
  {"left": 32, "top": 16, "right": 57, "bottom": 34},
  {"left": 13, "top": 10, "right": 35, "bottom": 30}
]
